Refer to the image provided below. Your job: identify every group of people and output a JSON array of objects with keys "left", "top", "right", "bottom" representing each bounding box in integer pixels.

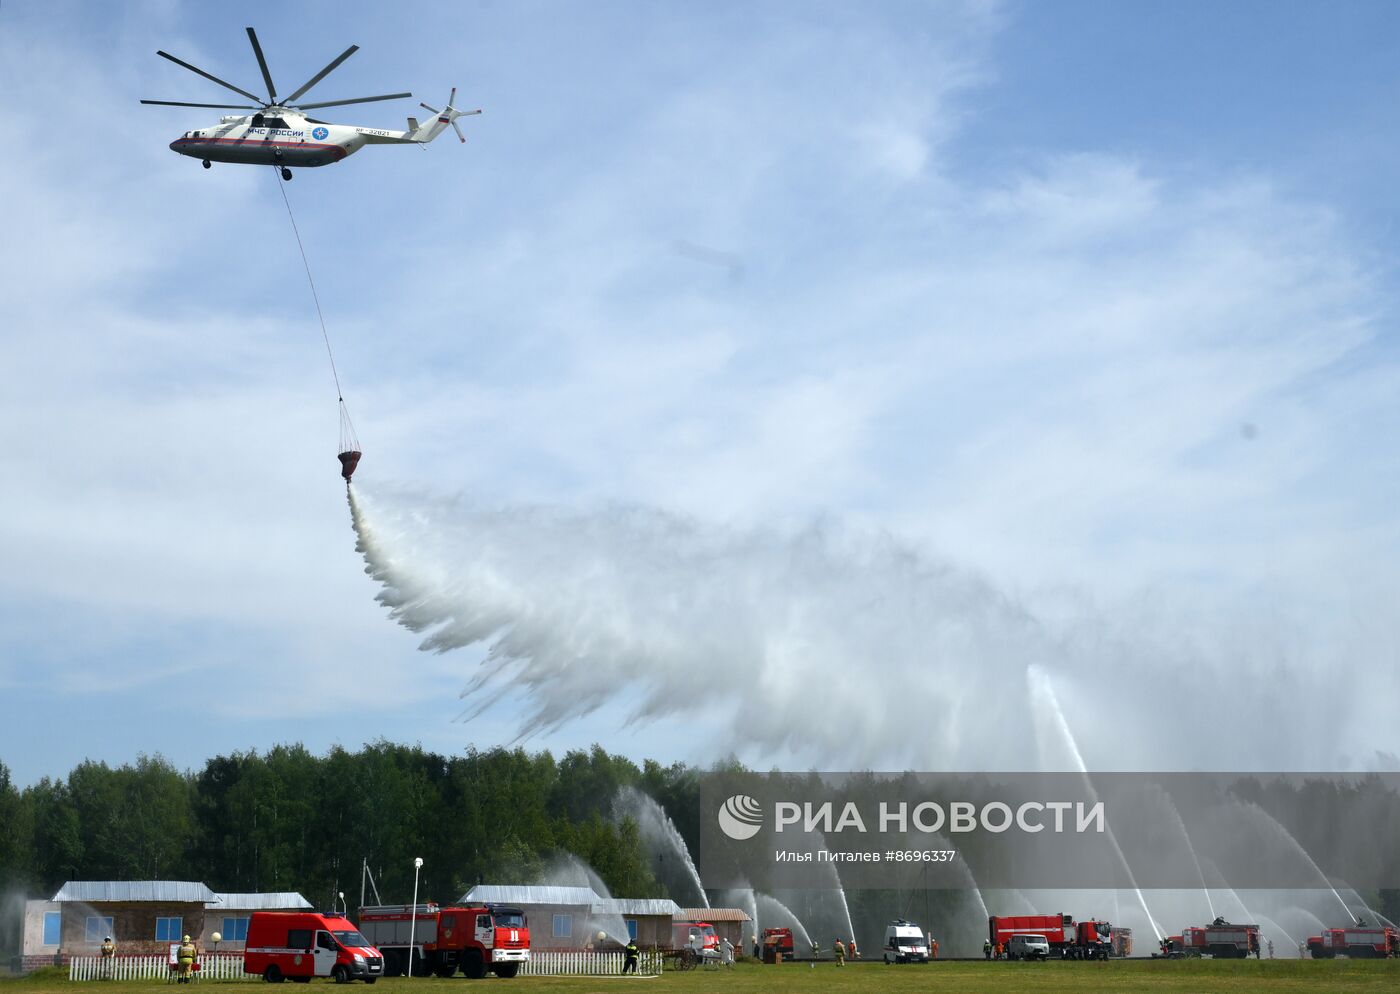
[{"left": 97, "top": 935, "right": 198, "bottom": 982}]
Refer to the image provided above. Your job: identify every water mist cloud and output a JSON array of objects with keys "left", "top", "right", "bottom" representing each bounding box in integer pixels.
[
  {"left": 350, "top": 482, "right": 1396, "bottom": 772},
  {"left": 350, "top": 485, "right": 1050, "bottom": 769}
]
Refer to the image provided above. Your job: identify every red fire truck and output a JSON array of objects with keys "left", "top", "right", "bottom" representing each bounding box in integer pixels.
[
  {"left": 1178, "top": 918, "right": 1261, "bottom": 958},
  {"left": 988, "top": 914, "right": 1113, "bottom": 959},
  {"left": 357, "top": 903, "right": 530, "bottom": 978},
  {"left": 761, "top": 928, "right": 794, "bottom": 963},
  {"left": 672, "top": 921, "right": 719, "bottom": 956},
  {"left": 1306, "top": 923, "right": 1399, "bottom": 958}
]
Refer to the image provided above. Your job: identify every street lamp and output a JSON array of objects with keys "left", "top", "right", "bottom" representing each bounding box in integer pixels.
[{"left": 408, "top": 858, "right": 424, "bottom": 978}]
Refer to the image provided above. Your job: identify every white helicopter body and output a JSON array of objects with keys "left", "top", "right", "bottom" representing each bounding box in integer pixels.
[
  {"left": 170, "top": 102, "right": 471, "bottom": 170},
  {"left": 145, "top": 27, "right": 477, "bottom": 177}
]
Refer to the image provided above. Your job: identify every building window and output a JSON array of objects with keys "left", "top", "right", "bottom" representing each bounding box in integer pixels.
[
  {"left": 43, "top": 912, "right": 61, "bottom": 946},
  {"left": 626, "top": 919, "right": 638, "bottom": 940},
  {"left": 221, "top": 917, "right": 250, "bottom": 941},
  {"left": 552, "top": 914, "right": 572, "bottom": 939},
  {"left": 155, "top": 917, "right": 183, "bottom": 942},
  {"left": 85, "top": 917, "right": 114, "bottom": 943}
]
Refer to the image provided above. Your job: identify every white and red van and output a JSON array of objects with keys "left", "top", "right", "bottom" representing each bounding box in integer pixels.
[{"left": 244, "top": 911, "right": 384, "bottom": 983}]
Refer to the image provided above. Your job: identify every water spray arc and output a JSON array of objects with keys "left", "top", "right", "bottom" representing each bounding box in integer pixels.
[
  {"left": 1028, "top": 664, "right": 1163, "bottom": 942},
  {"left": 615, "top": 787, "right": 709, "bottom": 909}
]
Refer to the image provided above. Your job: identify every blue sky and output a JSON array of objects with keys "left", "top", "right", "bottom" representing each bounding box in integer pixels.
[{"left": 2, "top": 1, "right": 1398, "bottom": 785}]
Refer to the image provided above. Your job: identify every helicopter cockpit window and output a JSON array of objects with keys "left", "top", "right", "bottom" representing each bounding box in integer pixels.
[{"left": 259, "top": 117, "right": 290, "bottom": 130}]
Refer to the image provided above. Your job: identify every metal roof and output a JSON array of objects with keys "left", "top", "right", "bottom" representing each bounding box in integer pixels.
[
  {"left": 462, "top": 885, "right": 600, "bottom": 907},
  {"left": 675, "top": 907, "right": 752, "bottom": 922},
  {"left": 598, "top": 898, "right": 682, "bottom": 918},
  {"left": 53, "top": 881, "right": 217, "bottom": 904},
  {"left": 207, "top": 893, "right": 312, "bottom": 911}
]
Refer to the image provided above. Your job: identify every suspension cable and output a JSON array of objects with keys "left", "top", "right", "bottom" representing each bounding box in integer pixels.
[{"left": 274, "top": 167, "right": 359, "bottom": 449}]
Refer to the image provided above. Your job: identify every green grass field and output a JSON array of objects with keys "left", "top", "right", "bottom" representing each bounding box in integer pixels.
[{"left": 5, "top": 960, "right": 1400, "bottom": 994}]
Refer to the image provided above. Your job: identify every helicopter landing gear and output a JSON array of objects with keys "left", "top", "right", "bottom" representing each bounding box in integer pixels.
[
  {"left": 280, "top": 166, "right": 293, "bottom": 181},
  {"left": 202, "top": 159, "right": 211, "bottom": 169}
]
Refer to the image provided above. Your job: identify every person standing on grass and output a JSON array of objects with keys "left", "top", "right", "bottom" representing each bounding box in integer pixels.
[
  {"left": 176, "top": 935, "right": 197, "bottom": 984},
  {"left": 834, "top": 938, "right": 845, "bottom": 966}
]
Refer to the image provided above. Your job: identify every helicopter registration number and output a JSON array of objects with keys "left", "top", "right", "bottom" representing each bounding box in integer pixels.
[{"left": 356, "top": 127, "right": 396, "bottom": 138}]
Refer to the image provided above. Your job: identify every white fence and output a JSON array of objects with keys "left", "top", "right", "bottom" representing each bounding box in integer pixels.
[
  {"left": 69, "top": 950, "right": 662, "bottom": 981},
  {"left": 69, "top": 953, "right": 244, "bottom": 982},
  {"left": 521, "top": 949, "right": 665, "bottom": 976}
]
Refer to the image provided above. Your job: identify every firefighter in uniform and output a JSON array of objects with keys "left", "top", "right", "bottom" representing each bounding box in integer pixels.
[
  {"left": 834, "top": 938, "right": 845, "bottom": 966},
  {"left": 983, "top": 939, "right": 992, "bottom": 960},
  {"left": 623, "top": 938, "right": 639, "bottom": 974},
  {"left": 176, "top": 935, "right": 197, "bottom": 983},
  {"left": 100, "top": 936, "right": 115, "bottom": 980}
]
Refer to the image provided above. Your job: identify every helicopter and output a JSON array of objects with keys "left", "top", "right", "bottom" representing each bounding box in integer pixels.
[{"left": 142, "top": 27, "right": 478, "bottom": 179}]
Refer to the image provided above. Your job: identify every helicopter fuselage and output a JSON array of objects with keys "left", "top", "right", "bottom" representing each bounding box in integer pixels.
[
  {"left": 169, "top": 111, "right": 405, "bottom": 168},
  {"left": 146, "top": 28, "right": 473, "bottom": 172}
]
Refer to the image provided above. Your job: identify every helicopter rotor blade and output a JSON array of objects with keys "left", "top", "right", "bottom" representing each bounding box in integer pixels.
[
  {"left": 294, "top": 92, "right": 412, "bottom": 110},
  {"left": 156, "top": 49, "right": 264, "bottom": 103},
  {"left": 451, "top": 119, "right": 467, "bottom": 144},
  {"left": 283, "top": 44, "right": 359, "bottom": 105},
  {"left": 245, "top": 27, "right": 278, "bottom": 104},
  {"left": 419, "top": 102, "right": 441, "bottom": 115},
  {"left": 141, "top": 99, "right": 260, "bottom": 109}
]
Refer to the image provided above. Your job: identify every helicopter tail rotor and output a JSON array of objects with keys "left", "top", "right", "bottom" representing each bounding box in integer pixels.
[{"left": 412, "top": 87, "right": 480, "bottom": 143}]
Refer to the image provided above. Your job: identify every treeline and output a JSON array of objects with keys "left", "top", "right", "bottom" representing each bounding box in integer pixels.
[{"left": 0, "top": 742, "right": 700, "bottom": 932}]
